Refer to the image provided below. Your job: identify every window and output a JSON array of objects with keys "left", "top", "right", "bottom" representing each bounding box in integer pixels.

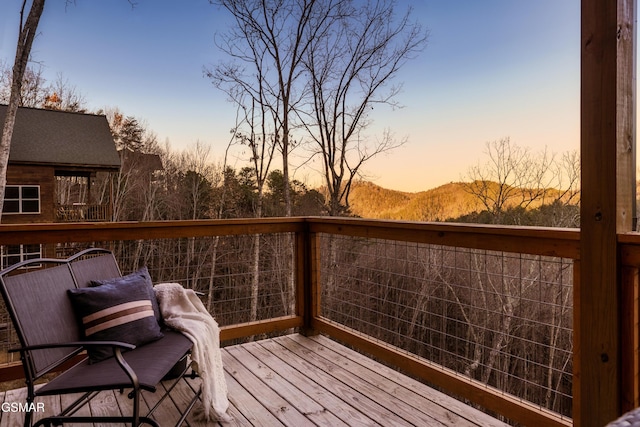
[
  {"left": 1, "top": 244, "right": 42, "bottom": 269},
  {"left": 3, "top": 185, "right": 40, "bottom": 214}
]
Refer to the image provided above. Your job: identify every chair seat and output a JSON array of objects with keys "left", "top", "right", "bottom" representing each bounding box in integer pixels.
[{"left": 36, "top": 330, "right": 193, "bottom": 396}]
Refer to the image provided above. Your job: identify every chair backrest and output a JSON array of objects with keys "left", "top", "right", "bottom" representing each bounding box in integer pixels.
[
  {"left": 68, "top": 248, "right": 121, "bottom": 288},
  {"left": 0, "top": 261, "right": 82, "bottom": 379},
  {"left": 0, "top": 248, "right": 122, "bottom": 380}
]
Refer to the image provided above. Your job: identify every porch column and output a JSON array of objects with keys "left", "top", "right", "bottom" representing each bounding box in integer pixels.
[{"left": 579, "top": 0, "right": 636, "bottom": 425}]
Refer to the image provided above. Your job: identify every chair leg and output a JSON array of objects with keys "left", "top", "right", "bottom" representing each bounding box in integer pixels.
[
  {"left": 132, "top": 388, "right": 140, "bottom": 427},
  {"left": 23, "top": 383, "right": 35, "bottom": 427},
  {"left": 23, "top": 410, "right": 32, "bottom": 427}
]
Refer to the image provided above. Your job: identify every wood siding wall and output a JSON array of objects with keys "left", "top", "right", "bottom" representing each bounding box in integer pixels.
[{"left": 3, "top": 165, "right": 55, "bottom": 223}]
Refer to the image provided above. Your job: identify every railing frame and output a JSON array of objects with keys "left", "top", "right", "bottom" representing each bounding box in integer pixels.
[
  {"left": 55, "top": 204, "right": 111, "bottom": 222},
  {"left": 0, "top": 217, "right": 638, "bottom": 427},
  {"left": 306, "top": 218, "right": 579, "bottom": 427}
]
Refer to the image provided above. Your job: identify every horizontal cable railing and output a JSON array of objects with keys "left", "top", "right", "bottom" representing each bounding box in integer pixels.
[{"left": 318, "top": 235, "right": 573, "bottom": 420}]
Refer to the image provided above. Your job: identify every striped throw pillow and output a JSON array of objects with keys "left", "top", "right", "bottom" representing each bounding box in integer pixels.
[
  {"left": 82, "top": 299, "right": 155, "bottom": 336},
  {"left": 68, "top": 278, "right": 163, "bottom": 363},
  {"left": 90, "top": 266, "right": 162, "bottom": 323}
]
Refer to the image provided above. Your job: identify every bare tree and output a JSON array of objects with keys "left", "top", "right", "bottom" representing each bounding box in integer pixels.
[
  {"left": 43, "top": 73, "right": 88, "bottom": 112},
  {"left": 235, "top": 100, "right": 278, "bottom": 322},
  {"left": 1, "top": 62, "right": 89, "bottom": 115},
  {"left": 209, "top": 0, "right": 335, "bottom": 323},
  {"left": 0, "top": 0, "right": 46, "bottom": 220},
  {"left": 294, "top": 0, "right": 426, "bottom": 306},
  {"left": 211, "top": 73, "right": 278, "bottom": 219},
  {"left": 300, "top": 0, "right": 427, "bottom": 216},
  {"left": 464, "top": 138, "right": 551, "bottom": 223},
  {"left": 209, "top": 0, "right": 332, "bottom": 216},
  {"left": 464, "top": 138, "right": 580, "bottom": 226},
  {"left": 0, "top": 60, "right": 48, "bottom": 107},
  {"left": 549, "top": 149, "right": 581, "bottom": 205},
  {"left": 208, "top": 34, "right": 279, "bottom": 321}
]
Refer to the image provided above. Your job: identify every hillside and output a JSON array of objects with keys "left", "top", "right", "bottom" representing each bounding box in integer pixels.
[
  {"left": 347, "top": 181, "right": 484, "bottom": 221},
  {"left": 347, "top": 180, "right": 578, "bottom": 222}
]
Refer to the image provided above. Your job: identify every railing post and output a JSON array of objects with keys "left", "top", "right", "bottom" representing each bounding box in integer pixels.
[
  {"left": 621, "top": 265, "right": 640, "bottom": 412},
  {"left": 298, "top": 223, "right": 320, "bottom": 336},
  {"left": 580, "top": 0, "right": 636, "bottom": 424}
]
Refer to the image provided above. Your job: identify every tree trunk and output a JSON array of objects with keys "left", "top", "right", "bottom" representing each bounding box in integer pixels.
[
  {"left": 0, "top": 0, "right": 46, "bottom": 220},
  {"left": 481, "top": 300, "right": 514, "bottom": 384},
  {"left": 206, "top": 236, "right": 220, "bottom": 312},
  {"left": 249, "top": 192, "right": 264, "bottom": 327}
]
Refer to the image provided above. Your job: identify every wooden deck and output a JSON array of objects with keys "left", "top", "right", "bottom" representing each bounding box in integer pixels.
[{"left": 0, "top": 334, "right": 509, "bottom": 426}]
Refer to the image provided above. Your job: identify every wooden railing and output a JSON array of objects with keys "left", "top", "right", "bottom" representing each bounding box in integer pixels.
[
  {"left": 55, "top": 204, "right": 111, "bottom": 222},
  {"left": 306, "top": 218, "right": 579, "bottom": 427},
  {"left": 0, "top": 217, "right": 637, "bottom": 426}
]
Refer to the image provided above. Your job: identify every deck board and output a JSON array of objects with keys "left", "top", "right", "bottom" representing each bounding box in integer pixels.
[
  {"left": 0, "top": 334, "right": 509, "bottom": 426},
  {"left": 241, "top": 341, "right": 354, "bottom": 427},
  {"left": 301, "top": 334, "right": 508, "bottom": 427}
]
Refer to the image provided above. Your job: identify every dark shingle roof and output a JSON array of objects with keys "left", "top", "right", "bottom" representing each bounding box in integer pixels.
[{"left": 0, "top": 105, "right": 120, "bottom": 170}]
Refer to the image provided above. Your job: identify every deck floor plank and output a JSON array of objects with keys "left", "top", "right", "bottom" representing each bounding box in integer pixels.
[
  {"left": 274, "top": 335, "right": 448, "bottom": 427},
  {"left": 140, "top": 380, "right": 183, "bottom": 426},
  {"left": 308, "top": 335, "right": 511, "bottom": 427},
  {"left": 61, "top": 391, "right": 93, "bottom": 427},
  {"left": 259, "top": 338, "right": 397, "bottom": 426},
  {"left": 290, "top": 334, "right": 459, "bottom": 425},
  {"left": 300, "top": 334, "right": 510, "bottom": 427},
  {"left": 224, "top": 368, "right": 285, "bottom": 426},
  {"left": 113, "top": 387, "right": 151, "bottom": 426},
  {"left": 0, "top": 334, "right": 510, "bottom": 426},
  {"left": 2, "top": 385, "right": 30, "bottom": 427},
  {"left": 245, "top": 341, "right": 354, "bottom": 427},
  {"left": 227, "top": 343, "right": 348, "bottom": 427},
  {"left": 227, "top": 344, "right": 325, "bottom": 415},
  {"left": 88, "top": 390, "right": 126, "bottom": 427},
  {"left": 222, "top": 348, "right": 312, "bottom": 426},
  {"left": 255, "top": 339, "right": 382, "bottom": 426}
]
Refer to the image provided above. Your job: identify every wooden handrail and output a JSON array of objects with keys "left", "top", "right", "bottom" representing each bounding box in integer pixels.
[
  {"left": 307, "top": 217, "right": 580, "bottom": 258},
  {"left": 0, "top": 217, "right": 580, "bottom": 258},
  {"left": 0, "top": 217, "right": 307, "bottom": 245}
]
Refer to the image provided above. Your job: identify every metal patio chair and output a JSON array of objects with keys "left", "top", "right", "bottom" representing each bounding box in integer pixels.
[{"left": 0, "top": 248, "right": 201, "bottom": 427}]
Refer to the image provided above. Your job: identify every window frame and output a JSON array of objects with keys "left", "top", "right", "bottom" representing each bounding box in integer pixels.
[
  {"left": 1, "top": 244, "right": 43, "bottom": 269},
  {"left": 3, "top": 185, "right": 41, "bottom": 215}
]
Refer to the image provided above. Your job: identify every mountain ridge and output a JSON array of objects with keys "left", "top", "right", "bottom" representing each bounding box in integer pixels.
[
  {"left": 346, "top": 180, "right": 577, "bottom": 222},
  {"left": 347, "top": 180, "right": 484, "bottom": 221}
]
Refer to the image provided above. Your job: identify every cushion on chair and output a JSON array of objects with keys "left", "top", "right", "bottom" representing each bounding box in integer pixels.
[
  {"left": 90, "top": 266, "right": 162, "bottom": 323},
  {"left": 68, "top": 277, "right": 163, "bottom": 363}
]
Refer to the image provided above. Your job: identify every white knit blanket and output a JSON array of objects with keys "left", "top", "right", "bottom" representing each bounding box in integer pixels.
[{"left": 154, "top": 283, "right": 231, "bottom": 422}]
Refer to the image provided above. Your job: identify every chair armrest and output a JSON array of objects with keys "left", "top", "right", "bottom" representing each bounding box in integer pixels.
[{"left": 9, "top": 341, "right": 136, "bottom": 353}]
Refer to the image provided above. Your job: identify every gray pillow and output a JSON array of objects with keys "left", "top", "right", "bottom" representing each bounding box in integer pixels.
[
  {"left": 91, "top": 267, "right": 162, "bottom": 323},
  {"left": 68, "top": 277, "right": 163, "bottom": 363}
]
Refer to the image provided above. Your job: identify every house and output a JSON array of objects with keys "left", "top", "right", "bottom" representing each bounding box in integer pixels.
[
  {"left": 0, "top": 105, "right": 120, "bottom": 225},
  {"left": 113, "top": 148, "right": 163, "bottom": 221}
]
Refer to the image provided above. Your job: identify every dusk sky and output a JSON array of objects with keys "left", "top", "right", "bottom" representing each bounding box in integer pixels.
[{"left": 0, "top": 1, "right": 581, "bottom": 192}]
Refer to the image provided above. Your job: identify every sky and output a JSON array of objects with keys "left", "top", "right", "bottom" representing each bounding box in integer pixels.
[{"left": 0, "top": 0, "right": 581, "bottom": 192}]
